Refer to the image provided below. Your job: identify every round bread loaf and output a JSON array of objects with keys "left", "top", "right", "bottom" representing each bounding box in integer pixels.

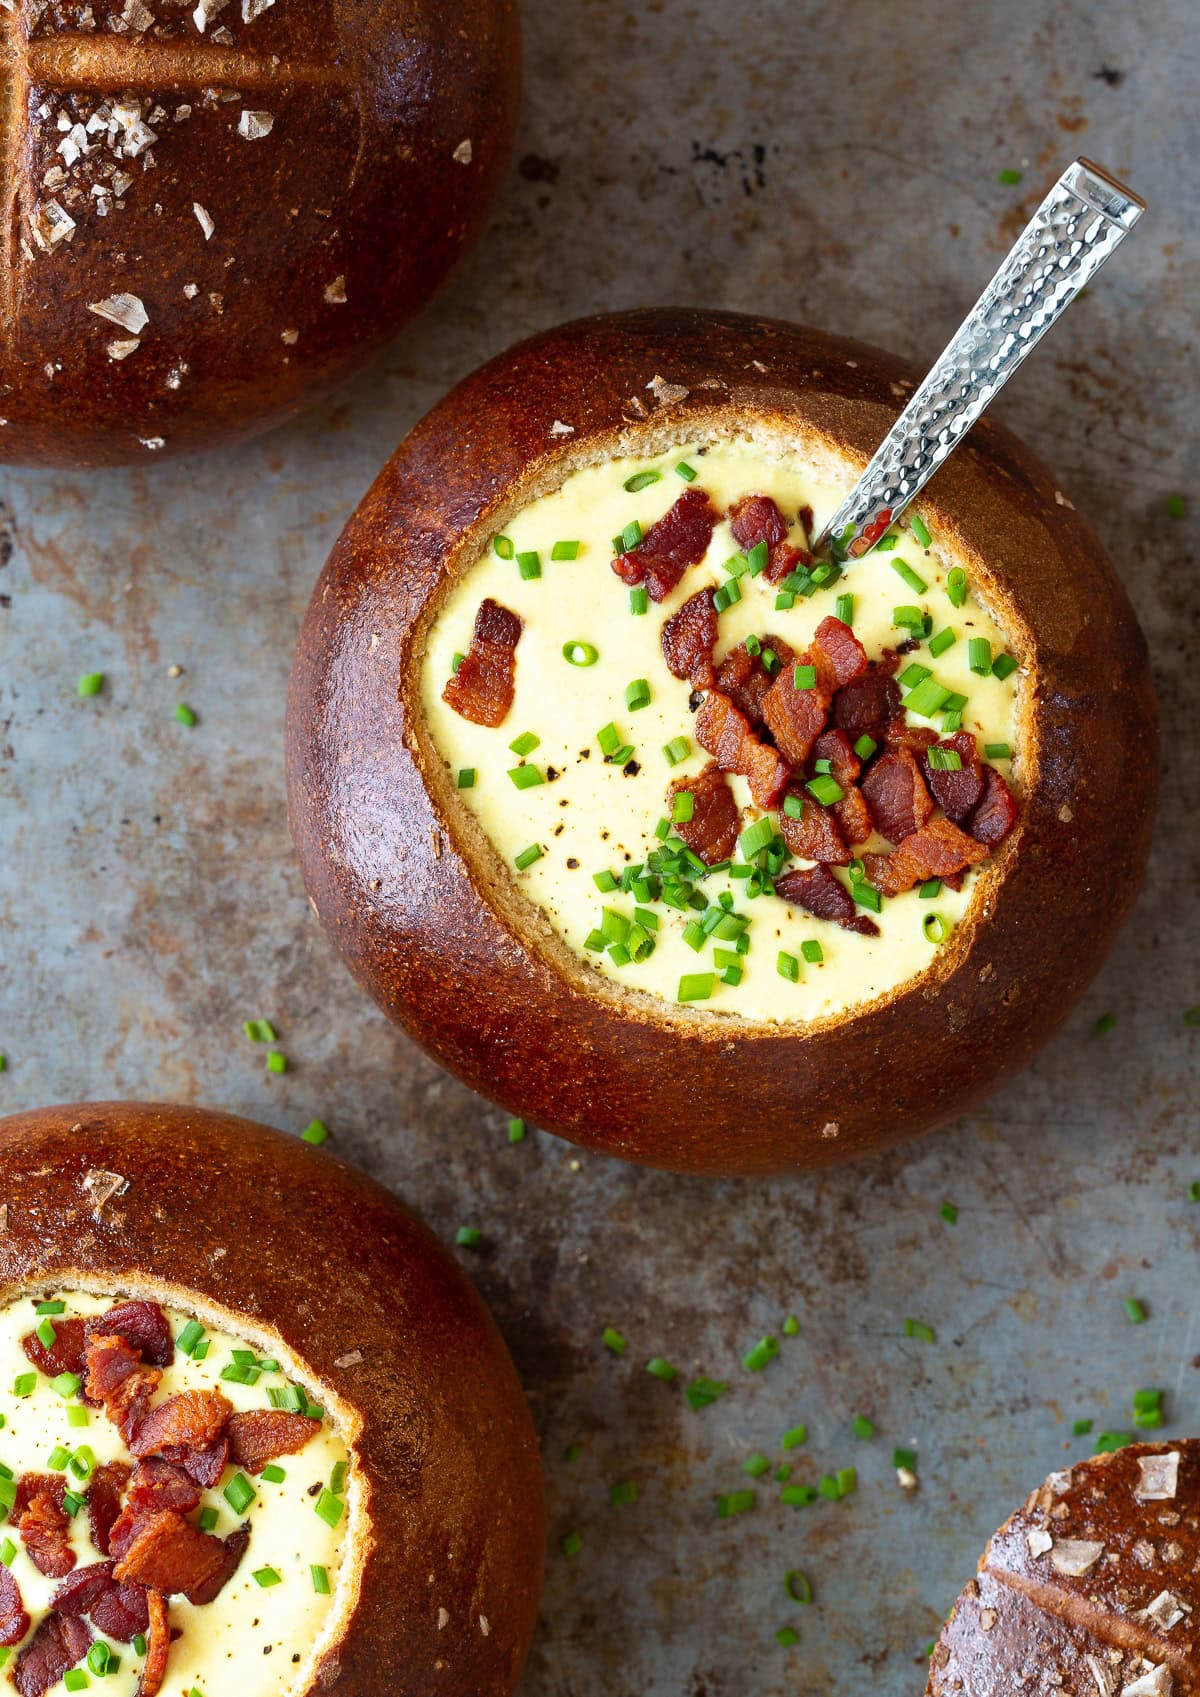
[
  {"left": 929, "top": 1442, "right": 1200, "bottom": 1696},
  {"left": 286, "top": 307, "right": 1158, "bottom": 1176},
  {"left": 0, "top": 1100, "right": 545, "bottom": 1695},
  {"left": 0, "top": 0, "right": 519, "bottom": 464}
]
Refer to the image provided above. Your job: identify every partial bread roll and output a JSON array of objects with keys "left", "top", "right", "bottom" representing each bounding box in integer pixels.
[
  {"left": 0, "top": 0, "right": 519, "bottom": 464},
  {"left": 928, "top": 1443, "right": 1199, "bottom": 1696}
]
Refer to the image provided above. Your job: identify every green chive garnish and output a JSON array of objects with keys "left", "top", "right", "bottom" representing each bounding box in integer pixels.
[
  {"left": 686, "top": 1377, "right": 727, "bottom": 1411},
  {"left": 562, "top": 640, "right": 598, "bottom": 666},
  {"left": 663, "top": 735, "right": 690, "bottom": 766},
  {"left": 1124, "top": 1298, "right": 1147, "bottom": 1323},
  {"left": 609, "top": 1479, "right": 638, "bottom": 1506},
  {"left": 1166, "top": 494, "right": 1186, "bottom": 521},
  {"left": 946, "top": 568, "right": 967, "bottom": 607},
  {"left": 1095, "top": 1012, "right": 1116, "bottom": 1035},
  {"left": 891, "top": 559, "right": 927, "bottom": 594},
  {"left": 174, "top": 702, "right": 198, "bottom": 727},
  {"left": 315, "top": 1489, "right": 344, "bottom": 1528},
  {"left": 678, "top": 972, "right": 714, "bottom": 1003},
  {"left": 781, "top": 1424, "right": 807, "bottom": 1450},
  {"left": 602, "top": 1326, "right": 628, "bottom": 1356},
  {"left": 625, "top": 678, "right": 651, "bottom": 711},
  {"left": 997, "top": 167, "right": 1023, "bottom": 185},
  {"left": 645, "top": 1357, "right": 678, "bottom": 1382},
  {"left": 675, "top": 462, "right": 697, "bottom": 482},
  {"left": 903, "top": 1318, "right": 936, "bottom": 1343},
  {"left": 992, "top": 652, "right": 1018, "bottom": 680},
  {"left": 77, "top": 672, "right": 104, "bottom": 698},
  {"left": 928, "top": 627, "right": 956, "bottom": 658},
  {"left": 456, "top": 1226, "right": 481, "bottom": 1247},
  {"left": 940, "top": 1200, "right": 958, "bottom": 1224},
  {"left": 36, "top": 1316, "right": 57, "bottom": 1349},
  {"left": 629, "top": 587, "right": 648, "bottom": 615},
  {"left": 793, "top": 664, "right": 816, "bottom": 691},
  {"left": 261, "top": 1464, "right": 286, "bottom": 1483},
  {"left": 806, "top": 775, "right": 843, "bottom": 807},
  {"left": 311, "top": 1564, "right": 331, "bottom": 1593},
  {"left": 266, "top": 1051, "right": 287, "bottom": 1074},
  {"left": 516, "top": 550, "right": 541, "bottom": 580},
  {"left": 551, "top": 540, "right": 581, "bottom": 561},
  {"left": 744, "top": 1453, "right": 771, "bottom": 1479},
  {"left": 456, "top": 768, "right": 476, "bottom": 788},
  {"left": 785, "top": 1570, "right": 813, "bottom": 1605},
  {"left": 509, "top": 730, "right": 539, "bottom": 757},
  {"left": 782, "top": 1314, "right": 800, "bottom": 1337},
  {"left": 967, "top": 637, "right": 992, "bottom": 675},
  {"left": 909, "top": 513, "right": 931, "bottom": 547},
  {"left": 893, "top": 1447, "right": 917, "bottom": 1470},
  {"left": 51, "top": 1372, "right": 80, "bottom": 1399},
  {"left": 835, "top": 592, "right": 854, "bottom": 625},
  {"left": 561, "top": 1529, "right": 584, "bottom": 1557},
  {"left": 507, "top": 1117, "right": 526, "bottom": 1144},
  {"left": 252, "top": 1567, "right": 282, "bottom": 1588},
  {"left": 851, "top": 1415, "right": 875, "bottom": 1440},
  {"left": 1072, "top": 1418, "right": 1093, "bottom": 1436},
  {"left": 743, "top": 1336, "right": 779, "bottom": 1372},
  {"left": 715, "top": 1490, "right": 755, "bottom": 1518},
  {"left": 243, "top": 1018, "right": 277, "bottom": 1043},
  {"left": 776, "top": 1627, "right": 799, "bottom": 1648},
  {"left": 507, "top": 764, "right": 544, "bottom": 790},
  {"left": 224, "top": 1473, "right": 256, "bottom": 1514},
  {"left": 777, "top": 951, "right": 799, "bottom": 983},
  {"left": 514, "top": 844, "right": 542, "bottom": 871},
  {"left": 198, "top": 1507, "right": 219, "bottom": 1532},
  {"left": 493, "top": 536, "right": 514, "bottom": 560},
  {"left": 672, "top": 791, "right": 694, "bottom": 824}
]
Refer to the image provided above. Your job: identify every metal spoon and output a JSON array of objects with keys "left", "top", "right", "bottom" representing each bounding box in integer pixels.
[{"left": 814, "top": 157, "right": 1145, "bottom": 561}]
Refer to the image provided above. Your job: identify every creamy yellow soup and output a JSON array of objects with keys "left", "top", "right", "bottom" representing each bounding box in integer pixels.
[
  {"left": 0, "top": 1292, "right": 351, "bottom": 1697},
  {"left": 422, "top": 440, "right": 1020, "bottom": 1023}
]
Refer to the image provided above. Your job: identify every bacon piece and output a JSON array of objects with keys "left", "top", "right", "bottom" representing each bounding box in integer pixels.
[
  {"left": 21, "top": 1317, "right": 88, "bottom": 1383},
  {"left": 13, "top": 1613, "right": 93, "bottom": 1697},
  {"left": 611, "top": 488, "right": 718, "bottom": 601},
  {"left": 159, "top": 1435, "right": 229, "bottom": 1490},
  {"left": 811, "top": 729, "right": 873, "bottom": 844},
  {"left": 225, "top": 1410, "right": 323, "bottom": 1476},
  {"left": 967, "top": 763, "right": 1018, "bottom": 846},
  {"left": 112, "top": 1511, "right": 228, "bottom": 1598},
  {"left": 441, "top": 598, "right": 522, "bottom": 728},
  {"left": 695, "top": 689, "right": 790, "bottom": 808},
  {"left": 861, "top": 748, "right": 935, "bottom": 845},
  {"left": 139, "top": 1590, "right": 171, "bottom": 1697},
  {"left": 714, "top": 635, "right": 794, "bottom": 726},
  {"left": 85, "top": 1334, "right": 161, "bottom": 1445},
  {"left": 883, "top": 716, "right": 937, "bottom": 755},
  {"left": 774, "top": 864, "right": 879, "bottom": 936},
  {"left": 184, "top": 1525, "right": 250, "bottom": 1607},
  {"left": 660, "top": 589, "right": 717, "bottom": 688},
  {"left": 108, "top": 1458, "right": 203, "bottom": 1566},
  {"left": 728, "top": 493, "right": 811, "bottom": 583},
  {"left": 761, "top": 665, "right": 830, "bottom": 767},
  {"left": 84, "top": 1302, "right": 174, "bottom": 1368},
  {"left": 87, "top": 1461, "right": 131, "bottom": 1558},
  {"left": 90, "top": 1577, "right": 150, "bottom": 1643},
  {"left": 0, "top": 1566, "right": 30, "bottom": 1647},
  {"left": 832, "top": 667, "right": 901, "bottom": 742},
  {"left": 810, "top": 615, "right": 868, "bottom": 693},
  {"left": 15, "top": 1474, "right": 75, "bottom": 1579},
  {"left": 923, "top": 731, "right": 985, "bottom": 822},
  {"left": 778, "top": 786, "right": 849, "bottom": 866},
  {"left": 130, "top": 1390, "right": 232, "bottom": 1458},
  {"left": 862, "top": 817, "right": 988, "bottom": 897},
  {"left": 665, "top": 763, "right": 740, "bottom": 867}
]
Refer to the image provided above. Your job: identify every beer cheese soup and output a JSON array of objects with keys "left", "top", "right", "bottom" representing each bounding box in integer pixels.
[
  {"left": 0, "top": 1291, "right": 352, "bottom": 1697},
  {"left": 423, "top": 440, "right": 1021, "bottom": 1023}
]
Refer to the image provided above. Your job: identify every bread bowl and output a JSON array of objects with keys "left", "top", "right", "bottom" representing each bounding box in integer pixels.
[
  {"left": 286, "top": 306, "right": 1157, "bottom": 1176},
  {"left": 0, "top": 0, "right": 519, "bottom": 466},
  {"left": 0, "top": 1101, "right": 544, "bottom": 1696},
  {"left": 928, "top": 1442, "right": 1200, "bottom": 1696}
]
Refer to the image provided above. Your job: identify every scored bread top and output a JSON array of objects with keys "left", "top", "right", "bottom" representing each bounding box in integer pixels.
[{"left": 929, "top": 1442, "right": 1200, "bottom": 1696}]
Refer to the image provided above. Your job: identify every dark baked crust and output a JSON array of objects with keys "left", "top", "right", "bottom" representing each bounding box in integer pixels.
[
  {"left": 285, "top": 307, "right": 1159, "bottom": 1176},
  {"left": 0, "top": 0, "right": 519, "bottom": 465},
  {"left": 0, "top": 1101, "right": 545, "bottom": 1696},
  {"left": 929, "top": 1442, "right": 1200, "bottom": 1694}
]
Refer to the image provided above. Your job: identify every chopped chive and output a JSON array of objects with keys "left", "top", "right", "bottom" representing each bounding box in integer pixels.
[
  {"left": 507, "top": 1117, "right": 526, "bottom": 1144},
  {"left": 224, "top": 1473, "right": 256, "bottom": 1514},
  {"left": 266, "top": 1051, "right": 287, "bottom": 1075},
  {"left": 744, "top": 1453, "right": 771, "bottom": 1479},
  {"left": 311, "top": 1564, "right": 331, "bottom": 1594},
  {"left": 904, "top": 1318, "right": 936, "bottom": 1343},
  {"left": 678, "top": 972, "right": 714, "bottom": 1003},
  {"left": 927, "top": 747, "right": 962, "bottom": 772},
  {"left": 806, "top": 775, "right": 843, "bottom": 807},
  {"left": 746, "top": 540, "right": 769, "bottom": 576},
  {"left": 851, "top": 1415, "right": 875, "bottom": 1440},
  {"left": 62, "top": 1490, "right": 85, "bottom": 1517},
  {"left": 716, "top": 1489, "right": 755, "bottom": 1518},
  {"left": 893, "top": 605, "right": 926, "bottom": 632},
  {"left": 793, "top": 664, "right": 817, "bottom": 691},
  {"left": 891, "top": 558, "right": 928, "bottom": 594},
  {"left": 775, "top": 590, "right": 795, "bottom": 610},
  {"left": 66, "top": 1406, "right": 89, "bottom": 1429},
  {"left": 781, "top": 1484, "right": 817, "bottom": 1507},
  {"left": 893, "top": 1447, "right": 917, "bottom": 1471},
  {"left": 645, "top": 1357, "right": 678, "bottom": 1382},
  {"left": 63, "top": 1672, "right": 87, "bottom": 1693},
  {"left": 781, "top": 1424, "right": 807, "bottom": 1450},
  {"left": 261, "top": 1464, "right": 286, "bottom": 1484},
  {"left": 1095, "top": 1012, "right": 1116, "bottom": 1035},
  {"left": 898, "top": 662, "right": 931, "bottom": 688},
  {"left": 967, "top": 637, "right": 992, "bottom": 675},
  {"left": 818, "top": 1475, "right": 840, "bottom": 1501},
  {"left": 67, "top": 1446, "right": 95, "bottom": 1482},
  {"left": 562, "top": 640, "right": 598, "bottom": 667},
  {"left": 252, "top": 1567, "right": 282, "bottom": 1588},
  {"left": 561, "top": 1529, "right": 584, "bottom": 1557},
  {"left": 456, "top": 767, "right": 476, "bottom": 789},
  {"left": 984, "top": 742, "right": 1012, "bottom": 761},
  {"left": 451, "top": 652, "right": 464, "bottom": 674},
  {"left": 12, "top": 1372, "right": 34, "bottom": 1399},
  {"left": 551, "top": 540, "right": 581, "bottom": 561},
  {"left": 625, "top": 678, "right": 651, "bottom": 712},
  {"left": 992, "top": 652, "right": 1019, "bottom": 680},
  {"left": 36, "top": 1316, "right": 57, "bottom": 1350},
  {"left": 51, "top": 1372, "right": 80, "bottom": 1399},
  {"left": 624, "top": 470, "right": 662, "bottom": 493},
  {"left": 456, "top": 1226, "right": 481, "bottom": 1247},
  {"left": 621, "top": 520, "right": 643, "bottom": 552},
  {"left": 743, "top": 1336, "right": 780, "bottom": 1372},
  {"left": 675, "top": 461, "right": 697, "bottom": 482},
  {"left": 0, "top": 1538, "right": 16, "bottom": 1568},
  {"left": 928, "top": 627, "right": 956, "bottom": 658},
  {"left": 909, "top": 513, "right": 931, "bottom": 547},
  {"left": 602, "top": 1326, "right": 628, "bottom": 1356},
  {"left": 835, "top": 593, "right": 854, "bottom": 625},
  {"left": 800, "top": 940, "right": 823, "bottom": 965},
  {"left": 785, "top": 1570, "right": 813, "bottom": 1605},
  {"left": 243, "top": 1018, "right": 277, "bottom": 1044},
  {"left": 132, "top": 1636, "right": 147, "bottom": 1658},
  {"left": 1095, "top": 1431, "right": 1134, "bottom": 1453},
  {"left": 777, "top": 951, "right": 799, "bottom": 983},
  {"left": 837, "top": 1466, "right": 858, "bottom": 1496},
  {"left": 739, "top": 816, "right": 775, "bottom": 859},
  {"left": 782, "top": 1314, "right": 800, "bottom": 1336},
  {"left": 593, "top": 871, "right": 618, "bottom": 893},
  {"left": 514, "top": 844, "right": 542, "bottom": 870},
  {"left": 509, "top": 730, "right": 540, "bottom": 756},
  {"left": 997, "top": 167, "right": 1023, "bottom": 185},
  {"left": 174, "top": 702, "right": 198, "bottom": 727},
  {"left": 1072, "top": 1418, "right": 1093, "bottom": 1436},
  {"left": 875, "top": 534, "right": 898, "bottom": 551},
  {"left": 940, "top": 1200, "right": 959, "bottom": 1224},
  {"left": 77, "top": 672, "right": 104, "bottom": 698},
  {"left": 493, "top": 535, "right": 514, "bottom": 560},
  {"left": 946, "top": 568, "right": 967, "bottom": 607},
  {"left": 47, "top": 1445, "right": 72, "bottom": 1471},
  {"left": 1166, "top": 494, "right": 1186, "bottom": 521},
  {"left": 516, "top": 550, "right": 541, "bottom": 580},
  {"left": 686, "top": 1377, "right": 727, "bottom": 1411},
  {"left": 672, "top": 791, "right": 694, "bottom": 824},
  {"left": 315, "top": 1489, "right": 344, "bottom": 1528},
  {"left": 852, "top": 733, "right": 877, "bottom": 762},
  {"left": 1189, "top": 1181, "right": 1200, "bottom": 1203},
  {"left": 783, "top": 793, "right": 804, "bottom": 820},
  {"left": 663, "top": 736, "right": 690, "bottom": 767},
  {"left": 609, "top": 1479, "right": 638, "bottom": 1506},
  {"left": 507, "top": 764, "right": 544, "bottom": 790},
  {"left": 1124, "top": 1298, "right": 1147, "bottom": 1324},
  {"left": 302, "top": 1119, "right": 329, "bottom": 1146},
  {"left": 629, "top": 587, "right": 648, "bottom": 615},
  {"left": 904, "top": 676, "right": 953, "bottom": 718},
  {"left": 198, "top": 1507, "right": 219, "bottom": 1532},
  {"left": 775, "top": 1627, "right": 799, "bottom": 1648}
]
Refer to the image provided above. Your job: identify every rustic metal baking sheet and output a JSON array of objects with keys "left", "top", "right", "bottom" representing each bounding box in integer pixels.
[{"left": 0, "top": 1, "right": 1196, "bottom": 1691}]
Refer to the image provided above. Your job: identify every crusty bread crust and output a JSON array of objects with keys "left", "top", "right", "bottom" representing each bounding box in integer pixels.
[
  {"left": 286, "top": 307, "right": 1158, "bottom": 1175},
  {"left": 0, "top": 0, "right": 519, "bottom": 465},
  {"left": 929, "top": 1442, "right": 1200, "bottom": 1695},
  {"left": 0, "top": 1101, "right": 545, "bottom": 1696}
]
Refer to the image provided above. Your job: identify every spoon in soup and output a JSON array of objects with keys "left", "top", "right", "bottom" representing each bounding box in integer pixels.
[{"left": 814, "top": 157, "right": 1144, "bottom": 562}]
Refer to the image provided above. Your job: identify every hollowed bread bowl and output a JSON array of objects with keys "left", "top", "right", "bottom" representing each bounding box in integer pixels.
[
  {"left": 286, "top": 307, "right": 1157, "bottom": 1176},
  {"left": 0, "top": 1101, "right": 544, "bottom": 1696}
]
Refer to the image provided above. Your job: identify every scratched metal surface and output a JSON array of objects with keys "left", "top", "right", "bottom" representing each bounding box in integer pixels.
[{"left": 0, "top": 1, "right": 1196, "bottom": 1692}]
